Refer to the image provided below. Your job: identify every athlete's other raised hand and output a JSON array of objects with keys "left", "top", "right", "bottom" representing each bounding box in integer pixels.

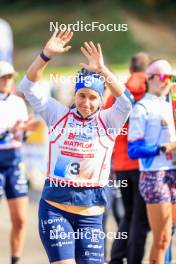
[
  {"left": 80, "top": 41, "right": 125, "bottom": 97},
  {"left": 43, "top": 30, "right": 73, "bottom": 58},
  {"left": 80, "top": 41, "right": 105, "bottom": 73}
]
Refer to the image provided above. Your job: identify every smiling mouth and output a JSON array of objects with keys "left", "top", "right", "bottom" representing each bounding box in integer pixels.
[{"left": 80, "top": 107, "right": 90, "bottom": 111}]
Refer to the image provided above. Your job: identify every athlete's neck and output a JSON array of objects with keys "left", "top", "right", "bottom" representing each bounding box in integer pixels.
[
  {"left": 70, "top": 105, "right": 99, "bottom": 120},
  {"left": 76, "top": 108, "right": 99, "bottom": 120}
]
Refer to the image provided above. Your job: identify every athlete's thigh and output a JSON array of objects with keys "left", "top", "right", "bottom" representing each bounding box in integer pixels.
[
  {"left": 5, "top": 163, "right": 28, "bottom": 200},
  {"left": 38, "top": 199, "right": 76, "bottom": 263},
  {"left": 75, "top": 214, "right": 104, "bottom": 264}
]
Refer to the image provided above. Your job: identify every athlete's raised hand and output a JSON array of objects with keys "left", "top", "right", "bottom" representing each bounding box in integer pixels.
[
  {"left": 43, "top": 29, "right": 74, "bottom": 58},
  {"left": 26, "top": 29, "right": 73, "bottom": 81},
  {"left": 80, "top": 41, "right": 105, "bottom": 73}
]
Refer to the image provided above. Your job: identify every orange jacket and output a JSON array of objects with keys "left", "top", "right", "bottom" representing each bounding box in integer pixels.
[{"left": 104, "top": 72, "right": 146, "bottom": 171}]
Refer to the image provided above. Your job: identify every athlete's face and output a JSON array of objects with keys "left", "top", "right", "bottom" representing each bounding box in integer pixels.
[
  {"left": 148, "top": 74, "right": 171, "bottom": 96},
  {"left": 0, "top": 74, "right": 14, "bottom": 94},
  {"left": 75, "top": 88, "right": 101, "bottom": 118}
]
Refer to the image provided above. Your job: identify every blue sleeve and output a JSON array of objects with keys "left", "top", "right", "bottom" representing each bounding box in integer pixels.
[
  {"left": 123, "top": 88, "right": 135, "bottom": 105},
  {"left": 128, "top": 139, "right": 159, "bottom": 159}
]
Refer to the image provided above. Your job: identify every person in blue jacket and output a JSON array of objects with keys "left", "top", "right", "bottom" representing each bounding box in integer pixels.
[{"left": 128, "top": 59, "right": 176, "bottom": 264}]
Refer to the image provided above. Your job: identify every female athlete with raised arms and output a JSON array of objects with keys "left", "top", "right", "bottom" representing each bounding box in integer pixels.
[{"left": 18, "top": 30, "right": 133, "bottom": 264}]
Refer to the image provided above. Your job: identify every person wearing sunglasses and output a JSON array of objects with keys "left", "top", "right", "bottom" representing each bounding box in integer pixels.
[
  {"left": 128, "top": 59, "right": 176, "bottom": 264},
  {"left": 18, "top": 30, "right": 133, "bottom": 264}
]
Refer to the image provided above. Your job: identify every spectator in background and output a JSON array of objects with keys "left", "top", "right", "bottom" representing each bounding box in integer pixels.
[
  {"left": 0, "top": 19, "right": 13, "bottom": 63},
  {"left": 0, "top": 60, "right": 39, "bottom": 264},
  {"left": 107, "top": 52, "right": 151, "bottom": 264}
]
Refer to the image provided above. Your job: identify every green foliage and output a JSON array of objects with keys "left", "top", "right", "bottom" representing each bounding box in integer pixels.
[
  {"left": 0, "top": 1, "right": 142, "bottom": 64},
  {"left": 1, "top": 0, "right": 175, "bottom": 63}
]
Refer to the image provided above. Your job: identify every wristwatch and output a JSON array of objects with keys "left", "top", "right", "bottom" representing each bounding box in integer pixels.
[{"left": 158, "top": 145, "right": 167, "bottom": 154}]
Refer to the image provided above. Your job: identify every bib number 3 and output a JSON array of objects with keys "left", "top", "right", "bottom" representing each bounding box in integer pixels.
[{"left": 69, "top": 162, "right": 80, "bottom": 175}]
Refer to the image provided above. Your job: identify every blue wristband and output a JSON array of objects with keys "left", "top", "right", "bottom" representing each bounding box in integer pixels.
[{"left": 40, "top": 50, "right": 51, "bottom": 62}]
